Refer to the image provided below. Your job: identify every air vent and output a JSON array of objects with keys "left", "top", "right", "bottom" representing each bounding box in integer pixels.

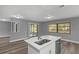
[{"left": 59, "top": 5, "right": 64, "bottom": 8}]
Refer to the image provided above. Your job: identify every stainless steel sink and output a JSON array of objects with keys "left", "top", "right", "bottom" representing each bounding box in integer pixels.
[{"left": 35, "top": 39, "right": 51, "bottom": 45}]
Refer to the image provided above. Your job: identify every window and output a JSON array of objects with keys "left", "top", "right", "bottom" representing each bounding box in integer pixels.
[
  {"left": 48, "top": 24, "right": 57, "bottom": 32},
  {"left": 58, "top": 23, "right": 70, "bottom": 33},
  {"left": 48, "top": 22, "right": 71, "bottom": 34},
  {"left": 11, "top": 22, "right": 20, "bottom": 32},
  {"left": 31, "top": 24, "right": 38, "bottom": 33}
]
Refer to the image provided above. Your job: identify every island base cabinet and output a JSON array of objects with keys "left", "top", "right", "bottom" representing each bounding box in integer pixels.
[
  {"left": 28, "top": 44, "right": 39, "bottom": 54},
  {"left": 28, "top": 42, "right": 56, "bottom": 54},
  {"left": 40, "top": 42, "right": 55, "bottom": 54}
]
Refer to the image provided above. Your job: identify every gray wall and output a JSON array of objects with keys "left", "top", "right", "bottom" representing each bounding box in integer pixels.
[
  {"left": 0, "top": 20, "right": 28, "bottom": 41},
  {"left": 39, "top": 17, "right": 79, "bottom": 41},
  {"left": 10, "top": 19, "right": 39, "bottom": 41},
  {"left": 0, "top": 21, "right": 11, "bottom": 36},
  {"left": 10, "top": 20, "right": 28, "bottom": 40},
  {"left": 0, "top": 17, "right": 79, "bottom": 42}
]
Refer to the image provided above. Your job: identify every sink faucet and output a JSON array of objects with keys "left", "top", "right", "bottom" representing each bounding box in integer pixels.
[
  {"left": 36, "top": 24, "right": 42, "bottom": 40},
  {"left": 38, "top": 36, "right": 42, "bottom": 40}
]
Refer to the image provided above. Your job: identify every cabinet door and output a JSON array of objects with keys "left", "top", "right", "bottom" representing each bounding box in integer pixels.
[
  {"left": 28, "top": 45, "right": 39, "bottom": 54},
  {"left": 51, "top": 42, "right": 56, "bottom": 54},
  {"left": 40, "top": 43, "right": 55, "bottom": 54}
]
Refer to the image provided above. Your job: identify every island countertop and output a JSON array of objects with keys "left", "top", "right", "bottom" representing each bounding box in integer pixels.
[{"left": 24, "top": 35, "right": 61, "bottom": 50}]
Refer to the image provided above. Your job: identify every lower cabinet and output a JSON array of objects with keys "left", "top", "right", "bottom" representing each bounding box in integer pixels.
[
  {"left": 28, "top": 42, "right": 56, "bottom": 54},
  {"left": 55, "top": 39, "right": 61, "bottom": 54},
  {"left": 28, "top": 44, "right": 39, "bottom": 54},
  {"left": 40, "top": 42, "right": 55, "bottom": 54}
]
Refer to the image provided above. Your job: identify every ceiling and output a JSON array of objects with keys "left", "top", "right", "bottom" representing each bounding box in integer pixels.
[{"left": 0, "top": 5, "right": 79, "bottom": 22}]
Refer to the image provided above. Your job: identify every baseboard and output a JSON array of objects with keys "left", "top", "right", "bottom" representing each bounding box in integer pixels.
[{"left": 61, "top": 39, "right": 79, "bottom": 44}]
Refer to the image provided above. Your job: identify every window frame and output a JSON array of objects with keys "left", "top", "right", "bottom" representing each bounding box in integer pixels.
[
  {"left": 31, "top": 23, "right": 38, "bottom": 33},
  {"left": 48, "top": 22, "right": 71, "bottom": 34},
  {"left": 57, "top": 22, "right": 71, "bottom": 34},
  {"left": 48, "top": 23, "right": 58, "bottom": 33},
  {"left": 11, "top": 22, "right": 20, "bottom": 33}
]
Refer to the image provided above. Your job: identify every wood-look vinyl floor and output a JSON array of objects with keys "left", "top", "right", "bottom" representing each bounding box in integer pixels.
[
  {"left": 0, "top": 37, "right": 79, "bottom": 54},
  {"left": 61, "top": 40, "right": 79, "bottom": 54},
  {"left": 0, "top": 38, "right": 28, "bottom": 54}
]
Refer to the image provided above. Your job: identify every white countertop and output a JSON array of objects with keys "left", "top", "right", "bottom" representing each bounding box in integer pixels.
[
  {"left": 0, "top": 35, "right": 10, "bottom": 38},
  {"left": 25, "top": 35, "right": 61, "bottom": 50}
]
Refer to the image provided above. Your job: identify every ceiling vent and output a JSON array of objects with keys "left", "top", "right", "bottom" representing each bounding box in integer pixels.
[{"left": 59, "top": 5, "right": 64, "bottom": 8}]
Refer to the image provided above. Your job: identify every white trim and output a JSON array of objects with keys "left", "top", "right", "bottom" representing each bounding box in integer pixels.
[
  {"left": 61, "top": 39, "right": 79, "bottom": 44},
  {"left": 10, "top": 37, "right": 28, "bottom": 42},
  {"left": 0, "top": 35, "right": 10, "bottom": 38}
]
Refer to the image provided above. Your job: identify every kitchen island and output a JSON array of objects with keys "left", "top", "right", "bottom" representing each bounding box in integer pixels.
[{"left": 25, "top": 35, "right": 61, "bottom": 54}]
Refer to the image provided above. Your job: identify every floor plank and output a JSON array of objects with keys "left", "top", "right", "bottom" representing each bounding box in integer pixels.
[
  {"left": 0, "top": 38, "right": 28, "bottom": 54},
  {"left": 61, "top": 40, "right": 79, "bottom": 54}
]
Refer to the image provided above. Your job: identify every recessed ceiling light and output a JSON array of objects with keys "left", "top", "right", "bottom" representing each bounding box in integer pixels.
[
  {"left": 44, "top": 15, "right": 54, "bottom": 19},
  {"left": 11, "top": 14, "right": 24, "bottom": 19}
]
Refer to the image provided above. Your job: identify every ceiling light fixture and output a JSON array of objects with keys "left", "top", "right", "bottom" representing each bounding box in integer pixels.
[
  {"left": 44, "top": 15, "right": 54, "bottom": 19},
  {"left": 0, "top": 19, "right": 10, "bottom": 21},
  {"left": 11, "top": 14, "right": 24, "bottom": 19}
]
